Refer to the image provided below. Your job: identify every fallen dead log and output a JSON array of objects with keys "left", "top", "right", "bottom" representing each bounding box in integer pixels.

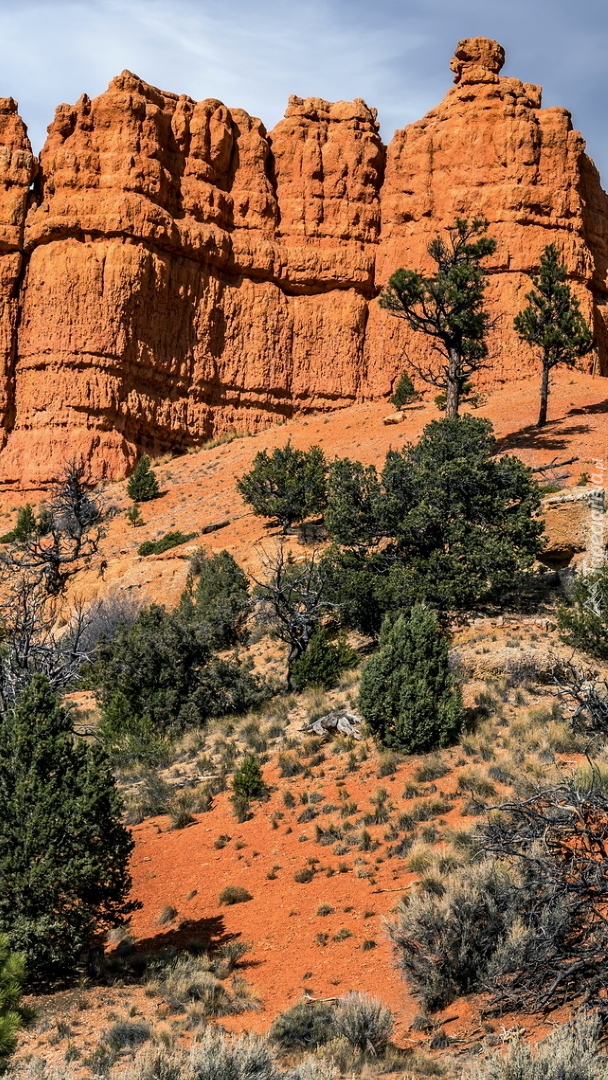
[{"left": 302, "top": 710, "right": 362, "bottom": 739}]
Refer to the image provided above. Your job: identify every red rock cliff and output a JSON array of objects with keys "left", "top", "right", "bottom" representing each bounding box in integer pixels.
[{"left": 0, "top": 38, "right": 606, "bottom": 486}]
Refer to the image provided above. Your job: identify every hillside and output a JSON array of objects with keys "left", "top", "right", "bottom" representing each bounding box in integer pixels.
[{"left": 5, "top": 368, "right": 608, "bottom": 1079}]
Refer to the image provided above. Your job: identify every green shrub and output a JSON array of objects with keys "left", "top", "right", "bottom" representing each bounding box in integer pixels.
[
  {"left": 358, "top": 607, "right": 463, "bottom": 752},
  {"left": 187, "top": 1027, "right": 274, "bottom": 1080},
  {"left": 294, "top": 867, "right": 315, "bottom": 883},
  {"left": 237, "top": 443, "right": 327, "bottom": 532},
  {"left": 103, "top": 1020, "right": 150, "bottom": 1052},
  {"left": 0, "top": 677, "right": 134, "bottom": 984},
  {"left": 414, "top": 757, "right": 450, "bottom": 783},
  {"left": 278, "top": 753, "right": 303, "bottom": 778},
  {"left": 388, "top": 860, "right": 522, "bottom": 1011},
  {"left": 158, "top": 953, "right": 257, "bottom": 1015},
  {"left": 0, "top": 934, "right": 24, "bottom": 1072},
  {"left": 219, "top": 886, "right": 252, "bottom": 906},
  {"left": 557, "top": 567, "right": 608, "bottom": 660},
  {"left": 180, "top": 550, "right": 251, "bottom": 649},
  {"left": 0, "top": 504, "right": 37, "bottom": 545},
  {"left": 291, "top": 627, "right": 358, "bottom": 691},
  {"left": 127, "top": 503, "right": 144, "bottom": 527},
  {"left": 232, "top": 754, "right": 267, "bottom": 801},
  {"left": 94, "top": 605, "right": 269, "bottom": 755},
  {"left": 390, "top": 371, "right": 417, "bottom": 409},
  {"left": 270, "top": 998, "right": 336, "bottom": 1050},
  {"left": 125, "top": 1047, "right": 184, "bottom": 1080},
  {"left": 138, "top": 531, "right": 197, "bottom": 557},
  {"left": 127, "top": 455, "right": 160, "bottom": 502}
]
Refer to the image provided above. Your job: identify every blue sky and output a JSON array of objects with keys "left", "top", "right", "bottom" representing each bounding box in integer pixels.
[{"left": 2, "top": 0, "right": 607, "bottom": 181}]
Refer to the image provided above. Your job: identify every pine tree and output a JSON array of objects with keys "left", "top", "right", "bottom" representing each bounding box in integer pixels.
[
  {"left": 0, "top": 504, "right": 37, "bottom": 545},
  {"left": 231, "top": 754, "right": 267, "bottom": 800},
  {"left": 180, "top": 550, "right": 251, "bottom": 649},
  {"left": 380, "top": 217, "right": 496, "bottom": 418},
  {"left": 127, "top": 454, "right": 160, "bottom": 502},
  {"left": 0, "top": 935, "right": 24, "bottom": 1072},
  {"left": 0, "top": 676, "right": 135, "bottom": 983},
  {"left": 358, "top": 607, "right": 463, "bottom": 752},
  {"left": 390, "top": 372, "right": 418, "bottom": 409},
  {"left": 237, "top": 443, "right": 327, "bottom": 532},
  {"left": 324, "top": 415, "right": 544, "bottom": 623},
  {"left": 291, "top": 626, "right": 358, "bottom": 690},
  {"left": 127, "top": 503, "right": 144, "bottom": 527},
  {"left": 514, "top": 245, "right": 594, "bottom": 427}
]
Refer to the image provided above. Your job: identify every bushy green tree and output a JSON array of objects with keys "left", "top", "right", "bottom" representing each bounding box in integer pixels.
[
  {"left": 324, "top": 459, "right": 384, "bottom": 549},
  {"left": 237, "top": 443, "right": 327, "bottom": 531},
  {"left": 127, "top": 454, "right": 160, "bottom": 502},
  {"left": 514, "top": 245, "right": 593, "bottom": 427},
  {"left": 94, "top": 605, "right": 268, "bottom": 759},
  {"left": 0, "top": 935, "right": 24, "bottom": 1073},
  {"left": 557, "top": 567, "right": 608, "bottom": 659},
  {"left": 291, "top": 626, "right": 358, "bottom": 691},
  {"left": 95, "top": 605, "right": 210, "bottom": 734},
  {"left": 390, "top": 371, "right": 418, "bottom": 409},
  {"left": 325, "top": 416, "right": 544, "bottom": 628},
  {"left": 380, "top": 217, "right": 496, "bottom": 417},
  {"left": 180, "top": 550, "right": 251, "bottom": 649},
  {"left": 0, "top": 676, "right": 135, "bottom": 983},
  {"left": 358, "top": 607, "right": 463, "bottom": 752}
]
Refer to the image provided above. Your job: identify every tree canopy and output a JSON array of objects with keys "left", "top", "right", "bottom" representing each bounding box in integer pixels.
[
  {"left": 237, "top": 443, "right": 327, "bottom": 532},
  {"left": 514, "top": 244, "right": 593, "bottom": 426},
  {"left": 0, "top": 676, "right": 135, "bottom": 983},
  {"left": 358, "top": 607, "right": 463, "bottom": 752},
  {"left": 324, "top": 415, "right": 544, "bottom": 630},
  {"left": 380, "top": 217, "right": 496, "bottom": 417}
]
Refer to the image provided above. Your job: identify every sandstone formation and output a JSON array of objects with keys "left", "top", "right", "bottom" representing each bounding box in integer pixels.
[{"left": 0, "top": 38, "right": 607, "bottom": 486}]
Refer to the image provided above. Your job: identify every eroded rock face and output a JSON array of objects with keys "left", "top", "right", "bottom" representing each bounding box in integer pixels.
[
  {"left": 0, "top": 39, "right": 607, "bottom": 486},
  {"left": 366, "top": 37, "right": 608, "bottom": 395},
  {"left": 0, "top": 98, "right": 36, "bottom": 448}
]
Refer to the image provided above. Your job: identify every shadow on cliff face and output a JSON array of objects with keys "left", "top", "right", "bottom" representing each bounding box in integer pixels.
[
  {"left": 116, "top": 246, "right": 206, "bottom": 452},
  {"left": 495, "top": 422, "right": 590, "bottom": 453}
]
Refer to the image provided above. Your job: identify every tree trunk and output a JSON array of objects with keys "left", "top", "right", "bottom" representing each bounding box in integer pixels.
[
  {"left": 537, "top": 362, "right": 550, "bottom": 427},
  {"left": 286, "top": 640, "right": 304, "bottom": 692},
  {"left": 445, "top": 348, "right": 461, "bottom": 419}
]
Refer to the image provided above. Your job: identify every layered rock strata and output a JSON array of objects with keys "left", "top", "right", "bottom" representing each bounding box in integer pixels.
[{"left": 1, "top": 38, "right": 607, "bottom": 486}]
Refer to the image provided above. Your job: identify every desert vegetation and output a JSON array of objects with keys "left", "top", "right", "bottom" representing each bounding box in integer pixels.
[{"left": 3, "top": 217, "right": 608, "bottom": 1080}]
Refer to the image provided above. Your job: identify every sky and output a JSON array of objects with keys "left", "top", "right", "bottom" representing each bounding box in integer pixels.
[{"left": 1, "top": 0, "right": 607, "bottom": 181}]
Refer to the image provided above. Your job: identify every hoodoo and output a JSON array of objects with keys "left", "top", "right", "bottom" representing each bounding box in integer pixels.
[{"left": 0, "top": 37, "right": 606, "bottom": 486}]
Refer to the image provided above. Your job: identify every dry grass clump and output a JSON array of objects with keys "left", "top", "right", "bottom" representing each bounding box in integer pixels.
[
  {"left": 219, "top": 885, "right": 252, "bottom": 906},
  {"left": 464, "top": 1015, "right": 602, "bottom": 1080},
  {"left": 157, "top": 905, "right": 178, "bottom": 925},
  {"left": 413, "top": 757, "right": 450, "bottom": 783},
  {"left": 149, "top": 952, "right": 259, "bottom": 1016}
]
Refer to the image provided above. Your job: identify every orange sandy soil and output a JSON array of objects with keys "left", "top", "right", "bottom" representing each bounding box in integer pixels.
[
  {"left": 14, "top": 726, "right": 578, "bottom": 1074},
  {"left": 1, "top": 368, "right": 607, "bottom": 614}
]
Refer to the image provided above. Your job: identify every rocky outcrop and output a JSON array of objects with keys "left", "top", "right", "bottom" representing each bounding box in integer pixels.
[
  {"left": 367, "top": 37, "right": 608, "bottom": 391},
  {"left": 0, "top": 39, "right": 607, "bottom": 486},
  {"left": 0, "top": 98, "right": 36, "bottom": 447}
]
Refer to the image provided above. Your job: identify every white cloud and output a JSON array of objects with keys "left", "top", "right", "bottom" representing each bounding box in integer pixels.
[{"left": 0, "top": 0, "right": 606, "bottom": 181}]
